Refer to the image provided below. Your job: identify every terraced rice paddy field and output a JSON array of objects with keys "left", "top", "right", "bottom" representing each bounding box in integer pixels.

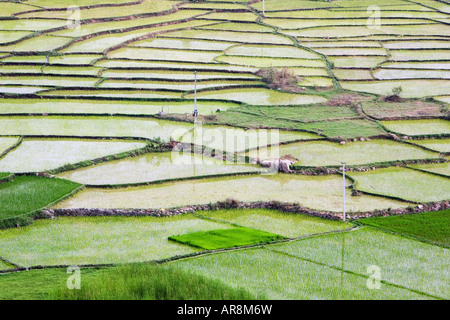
[{"left": 0, "top": 0, "right": 448, "bottom": 301}]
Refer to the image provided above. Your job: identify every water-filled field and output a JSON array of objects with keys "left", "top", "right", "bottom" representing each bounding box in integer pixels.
[{"left": 0, "top": 0, "right": 448, "bottom": 301}]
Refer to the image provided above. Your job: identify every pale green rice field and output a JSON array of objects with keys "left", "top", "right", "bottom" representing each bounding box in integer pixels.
[{"left": 0, "top": 0, "right": 448, "bottom": 300}]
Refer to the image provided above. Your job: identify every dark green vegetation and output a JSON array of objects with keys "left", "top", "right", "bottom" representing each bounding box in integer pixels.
[
  {"left": 53, "top": 263, "right": 259, "bottom": 300},
  {"left": 0, "top": 173, "right": 12, "bottom": 182},
  {"left": 0, "top": 264, "right": 260, "bottom": 300},
  {"left": 0, "top": 176, "right": 81, "bottom": 228},
  {"left": 360, "top": 210, "right": 450, "bottom": 247},
  {"left": 201, "top": 104, "right": 385, "bottom": 139},
  {"left": 169, "top": 227, "right": 286, "bottom": 250}
]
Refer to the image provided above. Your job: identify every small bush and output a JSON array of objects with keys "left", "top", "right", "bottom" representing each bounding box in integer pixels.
[{"left": 256, "top": 68, "right": 302, "bottom": 92}]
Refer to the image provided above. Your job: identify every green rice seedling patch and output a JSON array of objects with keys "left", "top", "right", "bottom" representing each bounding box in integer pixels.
[
  {"left": 0, "top": 75, "right": 97, "bottom": 88},
  {"left": 225, "top": 44, "right": 321, "bottom": 59},
  {"left": 159, "top": 30, "right": 293, "bottom": 45},
  {"left": 180, "top": 125, "right": 317, "bottom": 153},
  {"left": 0, "top": 116, "right": 192, "bottom": 141},
  {"left": 53, "top": 10, "right": 209, "bottom": 37},
  {"left": 302, "top": 41, "right": 382, "bottom": 48},
  {"left": 198, "top": 22, "right": 274, "bottom": 33},
  {"left": 0, "top": 138, "right": 146, "bottom": 173},
  {"left": 25, "top": 0, "right": 138, "bottom": 8},
  {"left": 216, "top": 55, "right": 326, "bottom": 68},
  {"left": 0, "top": 98, "right": 239, "bottom": 116},
  {"left": 253, "top": 105, "right": 358, "bottom": 122},
  {"left": 247, "top": 139, "right": 439, "bottom": 167},
  {"left": 131, "top": 38, "right": 236, "bottom": 51},
  {"left": 413, "top": 0, "right": 450, "bottom": 13},
  {"left": 180, "top": 2, "right": 246, "bottom": 10},
  {"left": 380, "top": 62, "right": 450, "bottom": 70},
  {"left": 360, "top": 209, "right": 450, "bottom": 246},
  {"left": 169, "top": 227, "right": 284, "bottom": 250},
  {"left": 0, "top": 86, "right": 48, "bottom": 95},
  {"left": 342, "top": 80, "right": 450, "bottom": 98},
  {"left": 408, "top": 162, "right": 450, "bottom": 177},
  {"left": 381, "top": 119, "right": 450, "bottom": 136},
  {"left": 0, "top": 2, "right": 38, "bottom": 17},
  {"left": 50, "top": 54, "right": 102, "bottom": 65},
  {"left": 382, "top": 41, "right": 450, "bottom": 49},
  {"left": 316, "top": 47, "right": 387, "bottom": 56},
  {"left": 361, "top": 101, "right": 447, "bottom": 119},
  {"left": 0, "top": 215, "right": 231, "bottom": 267},
  {"left": 54, "top": 174, "right": 408, "bottom": 212},
  {"left": 0, "top": 30, "right": 32, "bottom": 45},
  {"left": 252, "top": 0, "right": 338, "bottom": 11},
  {"left": 0, "top": 175, "right": 81, "bottom": 222},
  {"left": 20, "top": 0, "right": 175, "bottom": 20},
  {"left": 0, "top": 19, "right": 68, "bottom": 31},
  {"left": 273, "top": 227, "right": 449, "bottom": 299},
  {"left": 99, "top": 79, "right": 262, "bottom": 91},
  {"left": 329, "top": 56, "right": 386, "bottom": 68},
  {"left": 42, "top": 66, "right": 102, "bottom": 77},
  {"left": 108, "top": 47, "right": 221, "bottom": 63},
  {"left": 389, "top": 50, "right": 450, "bottom": 61},
  {"left": 290, "top": 67, "right": 328, "bottom": 77},
  {"left": 62, "top": 31, "right": 154, "bottom": 54},
  {"left": 0, "top": 35, "right": 70, "bottom": 53},
  {"left": 412, "top": 139, "right": 450, "bottom": 153},
  {"left": 266, "top": 18, "right": 429, "bottom": 29},
  {"left": 348, "top": 167, "right": 450, "bottom": 203},
  {"left": 334, "top": 69, "right": 373, "bottom": 80},
  {"left": 172, "top": 248, "right": 429, "bottom": 300},
  {"left": 96, "top": 59, "right": 258, "bottom": 73},
  {"left": 53, "top": 263, "right": 260, "bottom": 300},
  {"left": 187, "top": 88, "right": 327, "bottom": 105},
  {"left": 3, "top": 54, "right": 99, "bottom": 65},
  {"left": 374, "top": 69, "right": 450, "bottom": 80},
  {"left": 0, "top": 137, "right": 20, "bottom": 156},
  {"left": 198, "top": 12, "right": 258, "bottom": 22},
  {"left": 266, "top": 9, "right": 446, "bottom": 19},
  {"left": 57, "top": 152, "right": 260, "bottom": 186},
  {"left": 297, "top": 76, "right": 333, "bottom": 88},
  {"left": 285, "top": 26, "right": 385, "bottom": 39},
  {"left": 213, "top": 111, "right": 385, "bottom": 139},
  {"left": 0, "top": 65, "right": 43, "bottom": 74},
  {"left": 102, "top": 69, "right": 257, "bottom": 80},
  {"left": 199, "top": 209, "right": 348, "bottom": 238},
  {"left": 39, "top": 89, "right": 183, "bottom": 99},
  {"left": 377, "top": 24, "right": 450, "bottom": 37},
  {"left": 0, "top": 264, "right": 259, "bottom": 300},
  {"left": 330, "top": 0, "right": 410, "bottom": 7}
]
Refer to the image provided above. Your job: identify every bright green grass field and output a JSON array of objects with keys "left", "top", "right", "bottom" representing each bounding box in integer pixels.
[
  {"left": 409, "top": 162, "right": 450, "bottom": 177},
  {"left": 0, "top": 264, "right": 260, "bottom": 300},
  {"left": 0, "top": 215, "right": 231, "bottom": 268},
  {"left": 272, "top": 227, "right": 449, "bottom": 299},
  {"left": 359, "top": 209, "right": 450, "bottom": 247},
  {"left": 197, "top": 209, "right": 348, "bottom": 238},
  {"left": 169, "top": 227, "right": 285, "bottom": 250},
  {"left": 0, "top": 176, "right": 81, "bottom": 221},
  {"left": 172, "top": 247, "right": 430, "bottom": 300},
  {"left": 348, "top": 167, "right": 450, "bottom": 203}
]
